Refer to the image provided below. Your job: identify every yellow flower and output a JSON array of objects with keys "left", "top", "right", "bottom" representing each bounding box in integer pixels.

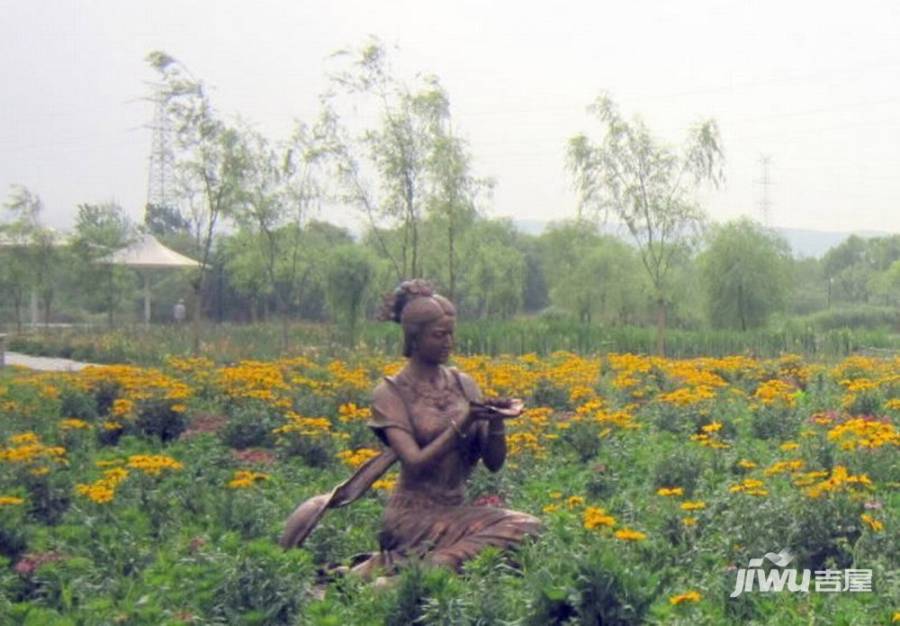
[
  {"left": 779, "top": 441, "right": 800, "bottom": 452},
  {"left": 614, "top": 528, "right": 647, "bottom": 541},
  {"left": 9, "top": 432, "right": 39, "bottom": 446},
  {"left": 549, "top": 491, "right": 562, "bottom": 500},
  {"left": 59, "top": 418, "right": 91, "bottom": 431},
  {"left": 335, "top": 448, "right": 380, "bottom": 469},
  {"left": 127, "top": 454, "right": 183, "bottom": 477},
  {"left": 567, "top": 495, "right": 585, "bottom": 510},
  {"left": 76, "top": 483, "right": 115, "bottom": 504},
  {"left": 701, "top": 421, "right": 722, "bottom": 433},
  {"left": 804, "top": 466, "right": 873, "bottom": 499},
  {"left": 860, "top": 513, "right": 884, "bottom": 532},
  {"left": 827, "top": 418, "right": 899, "bottom": 451},
  {"left": 338, "top": 403, "right": 372, "bottom": 423},
  {"left": 227, "top": 470, "right": 269, "bottom": 489},
  {"left": 543, "top": 503, "right": 560, "bottom": 514},
  {"left": 754, "top": 379, "right": 797, "bottom": 407},
  {"left": 0, "top": 496, "right": 25, "bottom": 506},
  {"left": 737, "top": 459, "right": 757, "bottom": 470},
  {"left": 729, "top": 479, "right": 769, "bottom": 497},
  {"left": 112, "top": 398, "right": 135, "bottom": 418},
  {"left": 669, "top": 590, "right": 702, "bottom": 605},
  {"left": 371, "top": 472, "right": 397, "bottom": 491},
  {"left": 656, "top": 487, "right": 684, "bottom": 497},
  {"left": 681, "top": 516, "right": 698, "bottom": 527},
  {"left": 680, "top": 501, "right": 706, "bottom": 511},
  {"left": 764, "top": 459, "right": 805, "bottom": 476},
  {"left": 583, "top": 506, "right": 616, "bottom": 529}
]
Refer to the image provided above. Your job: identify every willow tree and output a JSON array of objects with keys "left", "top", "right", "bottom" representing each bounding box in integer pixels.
[
  {"left": 324, "top": 39, "right": 485, "bottom": 287},
  {"left": 699, "top": 218, "right": 791, "bottom": 331},
  {"left": 146, "top": 51, "right": 250, "bottom": 349},
  {"left": 568, "top": 94, "right": 724, "bottom": 354}
]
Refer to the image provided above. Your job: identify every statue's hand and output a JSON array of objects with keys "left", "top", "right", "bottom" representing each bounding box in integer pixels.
[{"left": 470, "top": 398, "right": 524, "bottom": 420}]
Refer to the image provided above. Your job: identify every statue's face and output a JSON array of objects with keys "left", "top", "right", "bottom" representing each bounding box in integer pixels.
[{"left": 415, "top": 315, "right": 455, "bottom": 365}]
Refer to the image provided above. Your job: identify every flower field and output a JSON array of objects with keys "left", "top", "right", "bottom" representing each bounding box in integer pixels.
[{"left": 0, "top": 352, "right": 897, "bottom": 624}]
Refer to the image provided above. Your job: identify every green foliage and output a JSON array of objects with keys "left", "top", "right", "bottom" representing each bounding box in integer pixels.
[
  {"left": 572, "top": 546, "right": 661, "bottom": 625},
  {"left": 57, "top": 389, "right": 97, "bottom": 423},
  {"left": 700, "top": 218, "right": 792, "bottom": 330},
  {"left": 451, "top": 218, "right": 526, "bottom": 319},
  {"left": 134, "top": 399, "right": 186, "bottom": 442},
  {"left": 530, "top": 377, "right": 571, "bottom": 410},
  {"left": 804, "top": 304, "right": 900, "bottom": 331},
  {"left": 568, "top": 92, "right": 725, "bottom": 353},
  {"left": 539, "top": 221, "right": 646, "bottom": 324},
  {"left": 68, "top": 202, "right": 136, "bottom": 326},
  {"left": 323, "top": 244, "right": 375, "bottom": 347},
  {"left": 221, "top": 403, "right": 279, "bottom": 449},
  {"left": 652, "top": 447, "right": 704, "bottom": 497}
]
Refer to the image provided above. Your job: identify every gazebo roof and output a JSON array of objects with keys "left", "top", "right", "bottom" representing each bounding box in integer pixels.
[{"left": 100, "top": 233, "right": 200, "bottom": 269}]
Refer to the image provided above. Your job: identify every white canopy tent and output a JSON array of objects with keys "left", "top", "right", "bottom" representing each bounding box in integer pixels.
[{"left": 99, "top": 234, "right": 200, "bottom": 325}]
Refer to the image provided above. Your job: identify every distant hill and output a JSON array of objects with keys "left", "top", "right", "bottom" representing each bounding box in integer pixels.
[{"left": 510, "top": 219, "right": 892, "bottom": 259}]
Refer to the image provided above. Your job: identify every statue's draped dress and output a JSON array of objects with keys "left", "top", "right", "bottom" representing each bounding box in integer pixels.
[{"left": 356, "top": 365, "right": 542, "bottom": 574}]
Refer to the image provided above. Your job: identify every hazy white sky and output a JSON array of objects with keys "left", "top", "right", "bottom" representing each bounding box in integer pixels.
[{"left": 2, "top": 0, "right": 899, "bottom": 234}]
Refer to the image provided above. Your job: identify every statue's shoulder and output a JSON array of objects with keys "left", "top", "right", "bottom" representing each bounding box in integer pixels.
[
  {"left": 372, "top": 375, "right": 407, "bottom": 410},
  {"left": 447, "top": 366, "right": 481, "bottom": 401}
]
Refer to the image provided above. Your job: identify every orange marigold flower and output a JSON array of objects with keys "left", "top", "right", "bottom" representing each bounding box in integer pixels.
[
  {"left": 614, "top": 528, "right": 647, "bottom": 541},
  {"left": 669, "top": 590, "right": 702, "bottom": 605}
]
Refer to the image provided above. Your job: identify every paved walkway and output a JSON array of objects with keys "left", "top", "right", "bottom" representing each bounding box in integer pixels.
[{"left": 3, "top": 352, "right": 94, "bottom": 372}]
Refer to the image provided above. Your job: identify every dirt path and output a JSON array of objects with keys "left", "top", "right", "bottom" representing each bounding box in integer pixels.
[{"left": 3, "top": 352, "right": 94, "bottom": 372}]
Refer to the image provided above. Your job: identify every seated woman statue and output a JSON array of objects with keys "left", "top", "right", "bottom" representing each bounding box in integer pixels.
[{"left": 280, "top": 279, "right": 542, "bottom": 577}]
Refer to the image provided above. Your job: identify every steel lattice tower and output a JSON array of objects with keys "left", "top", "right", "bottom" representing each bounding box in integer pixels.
[
  {"left": 755, "top": 155, "right": 774, "bottom": 228},
  {"left": 146, "top": 85, "right": 177, "bottom": 209}
]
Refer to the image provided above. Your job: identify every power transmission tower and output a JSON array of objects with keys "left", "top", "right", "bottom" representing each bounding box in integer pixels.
[
  {"left": 755, "top": 155, "right": 774, "bottom": 228},
  {"left": 146, "top": 84, "right": 177, "bottom": 210}
]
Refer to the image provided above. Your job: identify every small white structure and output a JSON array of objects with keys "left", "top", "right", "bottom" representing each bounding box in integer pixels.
[{"left": 99, "top": 234, "right": 200, "bottom": 325}]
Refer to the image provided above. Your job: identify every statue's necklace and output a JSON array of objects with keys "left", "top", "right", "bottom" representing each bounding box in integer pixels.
[{"left": 401, "top": 369, "right": 455, "bottom": 412}]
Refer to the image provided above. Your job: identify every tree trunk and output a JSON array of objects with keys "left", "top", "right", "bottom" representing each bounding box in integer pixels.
[
  {"left": 281, "top": 307, "right": 291, "bottom": 354},
  {"left": 107, "top": 270, "right": 114, "bottom": 328},
  {"left": 191, "top": 281, "right": 202, "bottom": 353},
  {"left": 13, "top": 294, "right": 22, "bottom": 333},
  {"left": 448, "top": 219, "right": 456, "bottom": 301},
  {"left": 655, "top": 297, "right": 667, "bottom": 356}
]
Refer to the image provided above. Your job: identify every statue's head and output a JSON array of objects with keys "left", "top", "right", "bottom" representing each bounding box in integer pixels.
[{"left": 379, "top": 279, "right": 456, "bottom": 361}]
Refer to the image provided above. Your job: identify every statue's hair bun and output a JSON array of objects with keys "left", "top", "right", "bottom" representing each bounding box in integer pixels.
[{"left": 378, "top": 279, "right": 435, "bottom": 323}]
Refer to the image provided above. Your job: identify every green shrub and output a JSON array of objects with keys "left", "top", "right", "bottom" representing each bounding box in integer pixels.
[
  {"left": 57, "top": 389, "right": 97, "bottom": 423},
  {"left": 135, "top": 399, "right": 186, "bottom": 442},
  {"left": 221, "top": 403, "right": 279, "bottom": 450},
  {"left": 652, "top": 448, "right": 704, "bottom": 497}
]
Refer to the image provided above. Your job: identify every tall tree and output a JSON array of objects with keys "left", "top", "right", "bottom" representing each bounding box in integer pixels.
[
  {"left": 147, "top": 51, "right": 250, "bottom": 347},
  {"left": 324, "top": 38, "right": 482, "bottom": 283},
  {"left": 425, "top": 129, "right": 491, "bottom": 300},
  {"left": 232, "top": 121, "right": 328, "bottom": 346},
  {"left": 456, "top": 219, "right": 525, "bottom": 319},
  {"left": 70, "top": 203, "right": 135, "bottom": 326},
  {"left": 0, "top": 186, "right": 62, "bottom": 329},
  {"left": 699, "top": 218, "right": 791, "bottom": 331},
  {"left": 568, "top": 94, "right": 724, "bottom": 353},
  {"left": 323, "top": 244, "right": 375, "bottom": 347},
  {"left": 538, "top": 221, "right": 644, "bottom": 324}
]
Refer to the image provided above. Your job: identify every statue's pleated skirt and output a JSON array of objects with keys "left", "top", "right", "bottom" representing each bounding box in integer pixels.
[{"left": 352, "top": 489, "right": 542, "bottom": 576}]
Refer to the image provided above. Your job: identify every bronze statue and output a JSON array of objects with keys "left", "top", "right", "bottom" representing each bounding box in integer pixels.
[{"left": 280, "top": 280, "right": 541, "bottom": 577}]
